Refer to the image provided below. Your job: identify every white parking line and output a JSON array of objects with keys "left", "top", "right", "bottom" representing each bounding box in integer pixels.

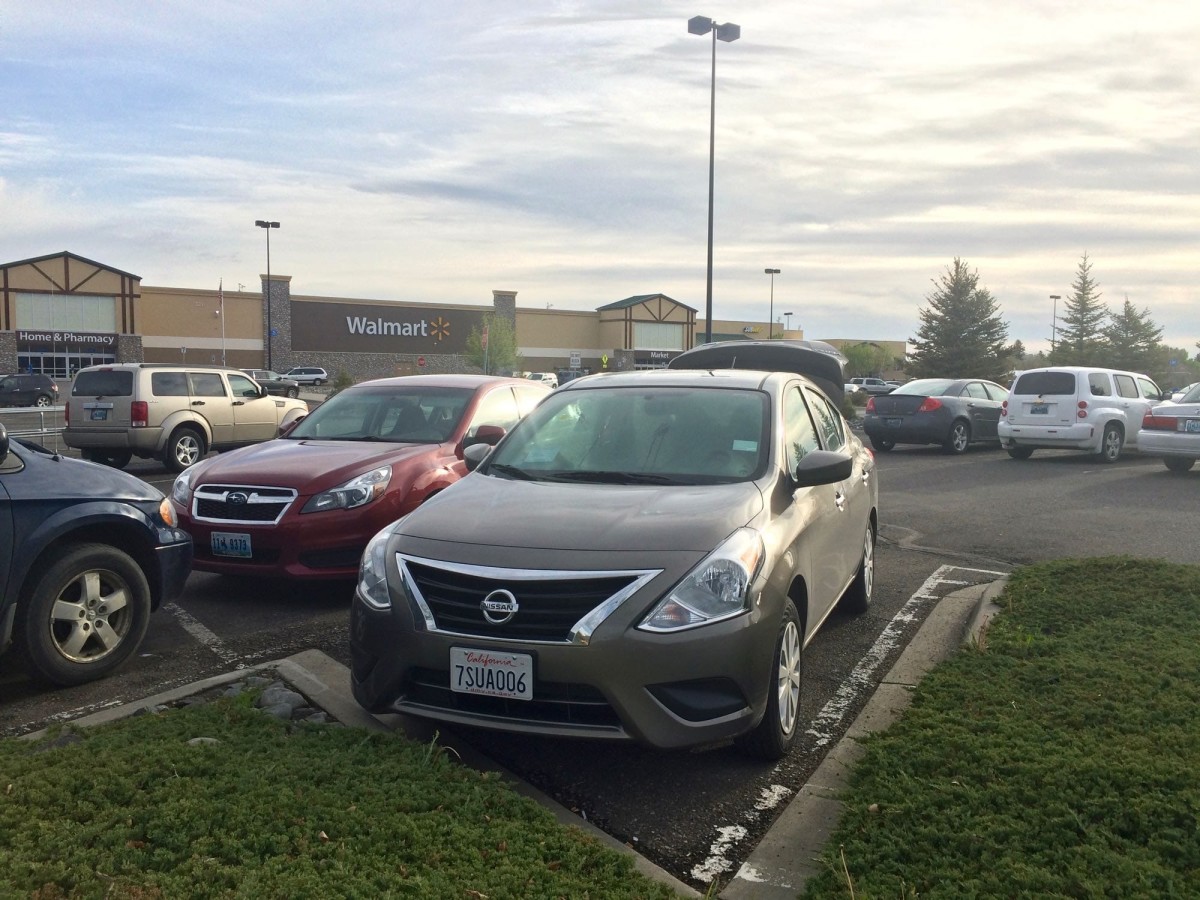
[{"left": 166, "top": 603, "right": 244, "bottom": 667}]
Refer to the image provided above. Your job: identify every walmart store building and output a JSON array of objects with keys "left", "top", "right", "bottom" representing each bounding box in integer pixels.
[{"left": 1, "top": 251, "right": 897, "bottom": 382}]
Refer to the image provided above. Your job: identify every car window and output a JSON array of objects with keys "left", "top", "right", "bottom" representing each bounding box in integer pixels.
[
  {"left": 152, "top": 371, "right": 190, "bottom": 397},
  {"left": 0, "top": 377, "right": 15, "bottom": 391},
  {"left": 984, "top": 381, "right": 1009, "bottom": 402},
  {"left": 1013, "top": 371, "right": 1076, "bottom": 395},
  {"left": 1136, "top": 377, "right": 1161, "bottom": 400},
  {"left": 805, "top": 387, "right": 845, "bottom": 451},
  {"left": 513, "top": 385, "right": 548, "bottom": 417},
  {"left": 189, "top": 372, "right": 227, "bottom": 398},
  {"left": 73, "top": 369, "right": 134, "bottom": 397},
  {"left": 1113, "top": 374, "right": 1138, "bottom": 399},
  {"left": 894, "top": 378, "right": 953, "bottom": 396},
  {"left": 227, "top": 373, "right": 261, "bottom": 399},
  {"left": 1087, "top": 373, "right": 1112, "bottom": 397},
  {"left": 783, "top": 386, "right": 821, "bottom": 469},
  {"left": 467, "top": 388, "right": 520, "bottom": 439},
  {"left": 963, "top": 382, "right": 988, "bottom": 400}
]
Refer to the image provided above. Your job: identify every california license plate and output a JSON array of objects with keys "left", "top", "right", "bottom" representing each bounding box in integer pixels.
[
  {"left": 211, "top": 532, "right": 252, "bottom": 558},
  {"left": 1030, "top": 403, "right": 1049, "bottom": 414},
  {"left": 450, "top": 648, "right": 533, "bottom": 700}
]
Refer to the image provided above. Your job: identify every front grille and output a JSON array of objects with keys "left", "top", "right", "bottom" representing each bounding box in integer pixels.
[
  {"left": 400, "top": 556, "right": 660, "bottom": 644},
  {"left": 193, "top": 484, "right": 297, "bottom": 524},
  {"left": 406, "top": 667, "right": 620, "bottom": 728}
]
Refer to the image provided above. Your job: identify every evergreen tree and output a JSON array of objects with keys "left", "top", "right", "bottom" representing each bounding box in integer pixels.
[
  {"left": 1052, "top": 253, "right": 1108, "bottom": 364},
  {"left": 907, "top": 258, "right": 1010, "bottom": 381},
  {"left": 464, "top": 314, "right": 522, "bottom": 375},
  {"left": 1101, "top": 296, "right": 1165, "bottom": 378}
]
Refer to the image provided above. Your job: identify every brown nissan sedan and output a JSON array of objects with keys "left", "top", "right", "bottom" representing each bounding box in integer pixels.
[{"left": 349, "top": 366, "right": 878, "bottom": 758}]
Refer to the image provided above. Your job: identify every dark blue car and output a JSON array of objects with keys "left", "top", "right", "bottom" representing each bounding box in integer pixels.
[
  {"left": 0, "top": 424, "right": 193, "bottom": 685},
  {"left": 863, "top": 377, "right": 1009, "bottom": 454}
]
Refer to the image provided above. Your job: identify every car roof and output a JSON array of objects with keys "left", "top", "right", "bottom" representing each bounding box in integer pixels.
[
  {"left": 558, "top": 368, "right": 778, "bottom": 392},
  {"left": 344, "top": 373, "right": 542, "bottom": 391}
]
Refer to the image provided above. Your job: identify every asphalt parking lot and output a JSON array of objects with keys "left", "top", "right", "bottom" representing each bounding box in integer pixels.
[{"left": 3, "top": 420, "right": 1196, "bottom": 890}]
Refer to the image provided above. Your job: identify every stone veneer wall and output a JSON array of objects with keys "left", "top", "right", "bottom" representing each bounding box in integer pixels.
[
  {"left": 0, "top": 331, "right": 17, "bottom": 371},
  {"left": 117, "top": 334, "right": 144, "bottom": 363}
]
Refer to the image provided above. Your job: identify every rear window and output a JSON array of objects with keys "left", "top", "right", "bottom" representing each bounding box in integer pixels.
[
  {"left": 1011, "top": 371, "right": 1077, "bottom": 396},
  {"left": 72, "top": 370, "right": 134, "bottom": 397}
]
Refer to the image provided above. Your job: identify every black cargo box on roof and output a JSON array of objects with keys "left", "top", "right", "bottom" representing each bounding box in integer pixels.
[{"left": 668, "top": 340, "right": 848, "bottom": 404}]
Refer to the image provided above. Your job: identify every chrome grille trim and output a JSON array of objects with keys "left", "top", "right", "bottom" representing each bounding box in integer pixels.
[
  {"left": 192, "top": 483, "right": 298, "bottom": 525},
  {"left": 395, "top": 553, "right": 662, "bottom": 645}
]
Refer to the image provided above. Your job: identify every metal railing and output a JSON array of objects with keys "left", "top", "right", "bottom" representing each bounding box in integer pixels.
[{"left": 0, "top": 407, "right": 67, "bottom": 452}]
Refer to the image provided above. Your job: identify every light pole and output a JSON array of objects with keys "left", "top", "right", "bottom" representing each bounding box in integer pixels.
[
  {"left": 688, "top": 15, "right": 741, "bottom": 344},
  {"left": 784, "top": 311, "right": 794, "bottom": 334},
  {"left": 1049, "top": 294, "right": 1061, "bottom": 353},
  {"left": 764, "top": 268, "right": 780, "bottom": 338},
  {"left": 255, "top": 220, "right": 280, "bottom": 369}
]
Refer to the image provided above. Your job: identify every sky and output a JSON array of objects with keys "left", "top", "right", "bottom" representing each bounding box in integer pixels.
[{"left": 2, "top": 1, "right": 1198, "bottom": 356}]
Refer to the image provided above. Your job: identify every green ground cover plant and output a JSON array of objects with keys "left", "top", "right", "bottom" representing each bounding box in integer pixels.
[
  {"left": 0, "top": 695, "right": 680, "bottom": 898},
  {"left": 802, "top": 557, "right": 1200, "bottom": 898}
]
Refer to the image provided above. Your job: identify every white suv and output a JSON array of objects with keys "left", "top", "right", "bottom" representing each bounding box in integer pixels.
[{"left": 998, "top": 366, "right": 1166, "bottom": 462}]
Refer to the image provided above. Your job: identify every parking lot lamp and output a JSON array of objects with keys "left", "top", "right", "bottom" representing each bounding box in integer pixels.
[
  {"left": 255, "top": 220, "right": 280, "bottom": 369},
  {"left": 688, "top": 15, "right": 741, "bottom": 344},
  {"left": 764, "top": 268, "right": 780, "bottom": 338},
  {"left": 784, "top": 311, "right": 794, "bottom": 334},
  {"left": 1049, "top": 294, "right": 1061, "bottom": 353}
]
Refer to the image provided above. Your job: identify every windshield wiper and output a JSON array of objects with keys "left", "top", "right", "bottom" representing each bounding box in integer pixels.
[
  {"left": 546, "top": 470, "right": 685, "bottom": 485},
  {"left": 488, "top": 463, "right": 538, "bottom": 481}
]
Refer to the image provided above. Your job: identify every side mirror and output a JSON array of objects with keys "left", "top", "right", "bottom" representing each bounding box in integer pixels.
[
  {"left": 463, "top": 442, "right": 492, "bottom": 472},
  {"left": 791, "top": 449, "right": 853, "bottom": 487},
  {"left": 467, "top": 424, "right": 506, "bottom": 447}
]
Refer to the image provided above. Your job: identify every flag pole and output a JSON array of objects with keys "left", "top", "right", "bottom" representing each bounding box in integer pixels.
[{"left": 219, "top": 278, "right": 227, "bottom": 365}]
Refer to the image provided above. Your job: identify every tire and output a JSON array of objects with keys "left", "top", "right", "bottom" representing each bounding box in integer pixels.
[
  {"left": 314, "top": 378, "right": 325, "bottom": 386},
  {"left": 943, "top": 420, "right": 971, "bottom": 454},
  {"left": 1099, "top": 424, "right": 1123, "bottom": 463},
  {"left": 287, "top": 387, "right": 299, "bottom": 398},
  {"left": 1164, "top": 457, "right": 1195, "bottom": 474},
  {"left": 870, "top": 437, "right": 895, "bottom": 452},
  {"left": 34, "top": 394, "right": 53, "bottom": 408},
  {"left": 17, "top": 543, "right": 152, "bottom": 686},
  {"left": 735, "top": 599, "right": 802, "bottom": 761},
  {"left": 163, "top": 426, "right": 205, "bottom": 473},
  {"left": 1007, "top": 447, "right": 1034, "bottom": 460},
  {"left": 839, "top": 522, "right": 876, "bottom": 615}
]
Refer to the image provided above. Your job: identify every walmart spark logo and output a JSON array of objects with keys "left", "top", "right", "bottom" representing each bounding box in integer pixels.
[{"left": 430, "top": 317, "right": 451, "bottom": 342}]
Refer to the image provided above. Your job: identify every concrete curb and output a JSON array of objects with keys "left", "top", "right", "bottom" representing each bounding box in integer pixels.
[{"left": 719, "top": 577, "right": 1008, "bottom": 899}]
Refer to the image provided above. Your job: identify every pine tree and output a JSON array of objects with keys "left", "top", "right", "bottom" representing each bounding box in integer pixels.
[
  {"left": 1102, "top": 296, "right": 1165, "bottom": 377},
  {"left": 907, "top": 259, "right": 1010, "bottom": 381},
  {"left": 1052, "top": 253, "right": 1108, "bottom": 364}
]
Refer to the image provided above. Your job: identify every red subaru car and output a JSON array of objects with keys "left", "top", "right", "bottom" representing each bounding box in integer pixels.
[{"left": 169, "top": 374, "right": 550, "bottom": 580}]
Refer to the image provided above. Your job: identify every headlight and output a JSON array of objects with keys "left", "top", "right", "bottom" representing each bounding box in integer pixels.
[
  {"left": 357, "top": 521, "right": 400, "bottom": 610},
  {"left": 303, "top": 466, "right": 392, "bottom": 513},
  {"left": 639, "top": 528, "right": 765, "bottom": 632},
  {"left": 158, "top": 497, "right": 179, "bottom": 529},
  {"left": 170, "top": 469, "right": 194, "bottom": 506}
]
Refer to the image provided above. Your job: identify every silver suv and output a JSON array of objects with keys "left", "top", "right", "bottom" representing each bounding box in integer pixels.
[
  {"left": 63, "top": 364, "right": 309, "bottom": 472},
  {"left": 998, "top": 366, "right": 1165, "bottom": 462}
]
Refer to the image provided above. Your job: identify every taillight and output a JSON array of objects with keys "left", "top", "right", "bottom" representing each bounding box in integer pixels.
[
  {"left": 1142, "top": 414, "right": 1177, "bottom": 431},
  {"left": 132, "top": 400, "right": 148, "bottom": 428},
  {"left": 1077, "top": 399, "right": 1088, "bottom": 419},
  {"left": 916, "top": 397, "right": 943, "bottom": 413},
  {"left": 865, "top": 397, "right": 876, "bottom": 413},
  {"left": 64, "top": 402, "right": 70, "bottom": 425},
  {"left": 1001, "top": 400, "right": 1008, "bottom": 418}
]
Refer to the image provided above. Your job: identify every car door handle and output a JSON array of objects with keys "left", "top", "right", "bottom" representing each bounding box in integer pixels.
[
  {"left": 191, "top": 400, "right": 205, "bottom": 406},
  {"left": 233, "top": 400, "right": 246, "bottom": 406},
  {"left": 835, "top": 489, "right": 846, "bottom": 511}
]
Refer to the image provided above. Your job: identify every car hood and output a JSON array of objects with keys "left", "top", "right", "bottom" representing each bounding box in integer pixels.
[
  {"left": 189, "top": 439, "right": 441, "bottom": 490},
  {"left": 398, "top": 473, "right": 765, "bottom": 553}
]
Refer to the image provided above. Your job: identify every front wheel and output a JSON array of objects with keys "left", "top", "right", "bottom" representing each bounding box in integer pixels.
[
  {"left": 736, "top": 600, "right": 802, "bottom": 761},
  {"left": 18, "top": 543, "right": 152, "bottom": 686},
  {"left": 944, "top": 420, "right": 971, "bottom": 454},
  {"left": 870, "top": 437, "right": 895, "bottom": 452},
  {"left": 1099, "top": 424, "right": 1123, "bottom": 463},
  {"left": 163, "top": 426, "right": 205, "bottom": 473},
  {"left": 1164, "top": 457, "right": 1195, "bottom": 474}
]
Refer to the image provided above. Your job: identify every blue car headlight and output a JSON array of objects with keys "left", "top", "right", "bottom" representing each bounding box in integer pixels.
[{"left": 639, "top": 528, "right": 765, "bottom": 632}]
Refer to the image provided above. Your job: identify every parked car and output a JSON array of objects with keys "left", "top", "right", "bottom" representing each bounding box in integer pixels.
[
  {"left": 0, "top": 423, "right": 193, "bottom": 685},
  {"left": 285, "top": 366, "right": 329, "bottom": 386},
  {"left": 863, "top": 378, "right": 1009, "bottom": 453},
  {"left": 1137, "top": 382, "right": 1200, "bottom": 474},
  {"left": 349, "top": 362, "right": 878, "bottom": 759},
  {"left": 998, "top": 366, "right": 1166, "bottom": 462},
  {"left": 170, "top": 374, "right": 550, "bottom": 581},
  {"left": 0, "top": 373, "right": 59, "bottom": 408},
  {"left": 526, "top": 372, "right": 559, "bottom": 388},
  {"left": 850, "top": 377, "right": 895, "bottom": 396},
  {"left": 63, "top": 364, "right": 310, "bottom": 473},
  {"left": 1170, "top": 382, "right": 1199, "bottom": 402},
  {"left": 243, "top": 368, "right": 301, "bottom": 398}
]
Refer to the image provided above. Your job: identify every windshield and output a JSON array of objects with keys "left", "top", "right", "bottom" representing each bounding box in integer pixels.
[
  {"left": 893, "top": 378, "right": 955, "bottom": 396},
  {"left": 485, "top": 386, "right": 769, "bottom": 485},
  {"left": 287, "top": 385, "right": 472, "bottom": 442}
]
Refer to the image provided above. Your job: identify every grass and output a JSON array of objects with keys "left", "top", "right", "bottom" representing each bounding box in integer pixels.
[
  {"left": 0, "top": 696, "right": 681, "bottom": 899},
  {"left": 801, "top": 557, "right": 1200, "bottom": 898}
]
